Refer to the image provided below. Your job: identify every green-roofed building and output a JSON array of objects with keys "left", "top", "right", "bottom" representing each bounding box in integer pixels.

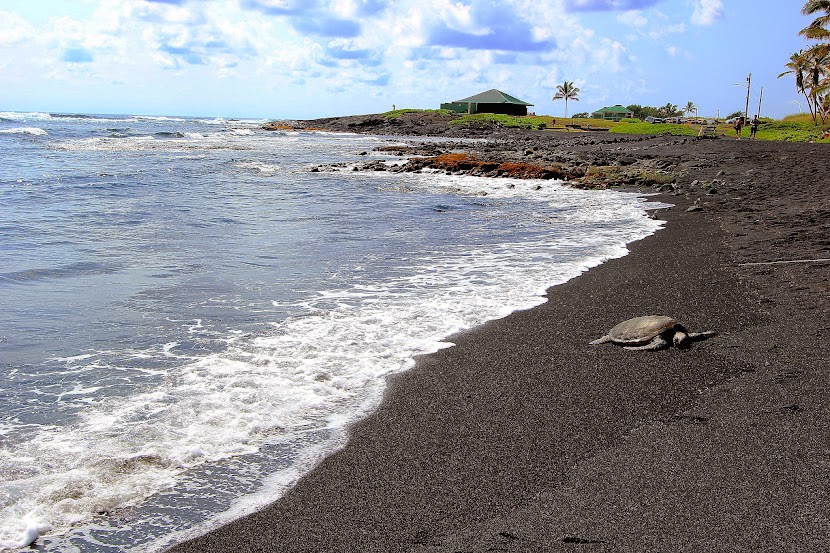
[
  {"left": 590, "top": 105, "right": 634, "bottom": 122},
  {"left": 441, "top": 89, "right": 534, "bottom": 116}
]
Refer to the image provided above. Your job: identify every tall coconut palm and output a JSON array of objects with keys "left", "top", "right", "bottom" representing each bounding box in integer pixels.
[
  {"left": 801, "top": 0, "right": 830, "bottom": 40},
  {"left": 781, "top": 47, "right": 830, "bottom": 124},
  {"left": 779, "top": 50, "right": 813, "bottom": 119},
  {"left": 807, "top": 45, "right": 830, "bottom": 123},
  {"left": 781, "top": 2, "right": 830, "bottom": 124},
  {"left": 684, "top": 101, "right": 697, "bottom": 117},
  {"left": 553, "top": 81, "right": 580, "bottom": 118},
  {"left": 658, "top": 103, "right": 679, "bottom": 118},
  {"left": 801, "top": 0, "right": 830, "bottom": 106}
]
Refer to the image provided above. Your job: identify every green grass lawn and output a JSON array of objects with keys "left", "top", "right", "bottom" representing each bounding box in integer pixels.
[
  {"left": 749, "top": 118, "right": 828, "bottom": 141},
  {"left": 555, "top": 114, "right": 830, "bottom": 141},
  {"left": 446, "top": 113, "right": 553, "bottom": 130},
  {"left": 381, "top": 109, "right": 830, "bottom": 142}
]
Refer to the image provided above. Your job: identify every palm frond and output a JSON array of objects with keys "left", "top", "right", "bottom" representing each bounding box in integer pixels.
[{"left": 802, "top": 0, "right": 830, "bottom": 16}]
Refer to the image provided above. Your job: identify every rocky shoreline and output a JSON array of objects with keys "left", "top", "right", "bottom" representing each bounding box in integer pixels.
[
  {"left": 266, "top": 113, "right": 730, "bottom": 194},
  {"left": 270, "top": 112, "right": 830, "bottom": 313}
]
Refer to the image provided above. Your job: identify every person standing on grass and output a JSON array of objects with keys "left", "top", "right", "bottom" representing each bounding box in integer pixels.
[
  {"left": 733, "top": 116, "right": 745, "bottom": 139},
  {"left": 750, "top": 115, "right": 759, "bottom": 139}
]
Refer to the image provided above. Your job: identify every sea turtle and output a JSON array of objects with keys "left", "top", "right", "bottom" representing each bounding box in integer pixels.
[{"left": 590, "top": 315, "right": 717, "bottom": 351}]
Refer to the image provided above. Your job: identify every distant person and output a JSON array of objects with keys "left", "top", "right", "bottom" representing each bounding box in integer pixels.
[
  {"left": 750, "top": 115, "right": 759, "bottom": 139},
  {"left": 733, "top": 116, "right": 745, "bottom": 140}
]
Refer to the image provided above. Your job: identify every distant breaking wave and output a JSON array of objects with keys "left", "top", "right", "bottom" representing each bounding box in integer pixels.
[
  {"left": 0, "top": 111, "right": 53, "bottom": 122},
  {"left": 0, "top": 127, "right": 48, "bottom": 136}
]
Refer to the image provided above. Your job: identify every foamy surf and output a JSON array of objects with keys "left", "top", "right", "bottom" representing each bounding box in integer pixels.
[
  {"left": 0, "top": 127, "right": 48, "bottom": 136},
  {"left": 0, "top": 112, "right": 668, "bottom": 552}
]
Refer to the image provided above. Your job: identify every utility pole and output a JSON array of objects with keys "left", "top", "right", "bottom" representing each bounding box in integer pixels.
[
  {"left": 757, "top": 87, "right": 764, "bottom": 118},
  {"left": 744, "top": 73, "right": 751, "bottom": 122}
]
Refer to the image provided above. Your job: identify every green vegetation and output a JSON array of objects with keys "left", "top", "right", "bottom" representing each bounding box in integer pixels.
[
  {"left": 779, "top": 1, "right": 830, "bottom": 125},
  {"left": 782, "top": 112, "right": 816, "bottom": 123},
  {"left": 560, "top": 115, "right": 829, "bottom": 141},
  {"left": 684, "top": 101, "right": 698, "bottom": 117},
  {"left": 380, "top": 106, "right": 830, "bottom": 142},
  {"left": 609, "top": 116, "right": 829, "bottom": 141},
  {"left": 552, "top": 81, "right": 580, "bottom": 118},
  {"left": 447, "top": 113, "right": 552, "bottom": 130},
  {"left": 383, "top": 108, "right": 454, "bottom": 118},
  {"left": 625, "top": 103, "right": 683, "bottom": 119},
  {"left": 749, "top": 118, "right": 828, "bottom": 141}
]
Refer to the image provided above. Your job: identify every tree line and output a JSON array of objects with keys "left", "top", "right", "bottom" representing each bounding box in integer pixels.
[
  {"left": 780, "top": 0, "right": 830, "bottom": 124},
  {"left": 552, "top": 82, "right": 704, "bottom": 120},
  {"left": 570, "top": 103, "right": 710, "bottom": 120}
]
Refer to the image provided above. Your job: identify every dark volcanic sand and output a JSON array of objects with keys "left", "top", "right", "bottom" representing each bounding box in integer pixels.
[{"left": 169, "top": 120, "right": 830, "bottom": 552}]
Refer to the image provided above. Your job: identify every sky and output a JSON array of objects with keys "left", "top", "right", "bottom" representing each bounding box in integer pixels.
[{"left": 0, "top": 0, "right": 816, "bottom": 119}]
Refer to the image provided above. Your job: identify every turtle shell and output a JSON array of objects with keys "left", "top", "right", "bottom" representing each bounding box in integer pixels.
[{"left": 607, "top": 315, "right": 679, "bottom": 344}]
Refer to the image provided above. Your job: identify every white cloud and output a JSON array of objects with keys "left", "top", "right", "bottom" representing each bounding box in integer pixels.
[
  {"left": 591, "top": 38, "right": 629, "bottom": 72},
  {"left": 434, "top": 0, "right": 481, "bottom": 35},
  {"left": 646, "top": 22, "right": 687, "bottom": 39},
  {"left": 0, "top": 10, "right": 36, "bottom": 45},
  {"left": 617, "top": 10, "right": 647, "bottom": 27},
  {"left": 691, "top": 0, "right": 723, "bottom": 25},
  {"left": 0, "top": 0, "right": 658, "bottom": 116}
]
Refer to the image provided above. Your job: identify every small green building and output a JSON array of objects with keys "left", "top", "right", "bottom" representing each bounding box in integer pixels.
[
  {"left": 590, "top": 105, "right": 634, "bottom": 121},
  {"left": 441, "top": 89, "right": 533, "bottom": 116}
]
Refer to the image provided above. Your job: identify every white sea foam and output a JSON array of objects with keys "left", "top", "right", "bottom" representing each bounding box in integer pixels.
[
  {"left": 127, "top": 115, "right": 187, "bottom": 122},
  {"left": 233, "top": 161, "right": 281, "bottom": 174},
  {"left": 0, "top": 111, "right": 52, "bottom": 122},
  {"left": 49, "top": 134, "right": 252, "bottom": 153},
  {"left": 0, "top": 167, "right": 666, "bottom": 550},
  {"left": 0, "top": 127, "right": 48, "bottom": 136}
]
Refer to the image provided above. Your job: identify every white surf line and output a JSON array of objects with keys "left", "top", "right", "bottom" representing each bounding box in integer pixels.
[{"left": 739, "top": 258, "right": 830, "bottom": 266}]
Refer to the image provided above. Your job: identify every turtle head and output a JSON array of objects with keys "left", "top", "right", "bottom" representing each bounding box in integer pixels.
[{"left": 673, "top": 331, "right": 689, "bottom": 348}]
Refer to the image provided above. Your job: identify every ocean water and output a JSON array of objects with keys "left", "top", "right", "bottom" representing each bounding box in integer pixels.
[{"left": 0, "top": 111, "right": 666, "bottom": 552}]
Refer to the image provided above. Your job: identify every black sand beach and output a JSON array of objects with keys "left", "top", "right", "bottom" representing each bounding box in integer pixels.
[{"left": 169, "top": 124, "right": 830, "bottom": 551}]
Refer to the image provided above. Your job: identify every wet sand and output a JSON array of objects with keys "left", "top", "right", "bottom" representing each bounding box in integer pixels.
[{"left": 169, "top": 129, "right": 830, "bottom": 552}]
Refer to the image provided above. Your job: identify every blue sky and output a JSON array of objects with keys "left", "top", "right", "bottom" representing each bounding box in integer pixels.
[{"left": 0, "top": 0, "right": 814, "bottom": 119}]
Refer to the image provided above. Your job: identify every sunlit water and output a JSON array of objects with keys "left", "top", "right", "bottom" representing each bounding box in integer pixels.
[{"left": 0, "top": 111, "right": 666, "bottom": 552}]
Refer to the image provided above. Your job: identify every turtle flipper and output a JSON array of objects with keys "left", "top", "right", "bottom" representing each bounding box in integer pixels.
[
  {"left": 623, "top": 335, "right": 668, "bottom": 351},
  {"left": 590, "top": 335, "right": 612, "bottom": 345},
  {"left": 688, "top": 330, "right": 717, "bottom": 341}
]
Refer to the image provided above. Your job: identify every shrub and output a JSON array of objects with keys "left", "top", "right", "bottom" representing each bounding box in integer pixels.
[
  {"left": 752, "top": 120, "right": 826, "bottom": 141},
  {"left": 384, "top": 109, "right": 454, "bottom": 118},
  {"left": 448, "top": 113, "right": 551, "bottom": 130}
]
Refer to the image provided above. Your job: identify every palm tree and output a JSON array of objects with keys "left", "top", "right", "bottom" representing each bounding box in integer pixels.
[
  {"left": 658, "top": 103, "right": 679, "bottom": 118},
  {"left": 781, "top": 47, "right": 830, "bottom": 124},
  {"left": 780, "top": 2, "right": 830, "bottom": 124},
  {"left": 806, "top": 45, "right": 830, "bottom": 123},
  {"left": 553, "top": 81, "right": 580, "bottom": 118},
  {"left": 781, "top": 2, "right": 830, "bottom": 124},
  {"left": 684, "top": 101, "right": 698, "bottom": 117},
  {"left": 801, "top": 0, "right": 830, "bottom": 40},
  {"left": 779, "top": 50, "right": 813, "bottom": 119}
]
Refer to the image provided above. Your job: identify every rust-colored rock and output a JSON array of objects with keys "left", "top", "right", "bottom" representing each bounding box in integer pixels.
[{"left": 404, "top": 153, "right": 576, "bottom": 181}]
